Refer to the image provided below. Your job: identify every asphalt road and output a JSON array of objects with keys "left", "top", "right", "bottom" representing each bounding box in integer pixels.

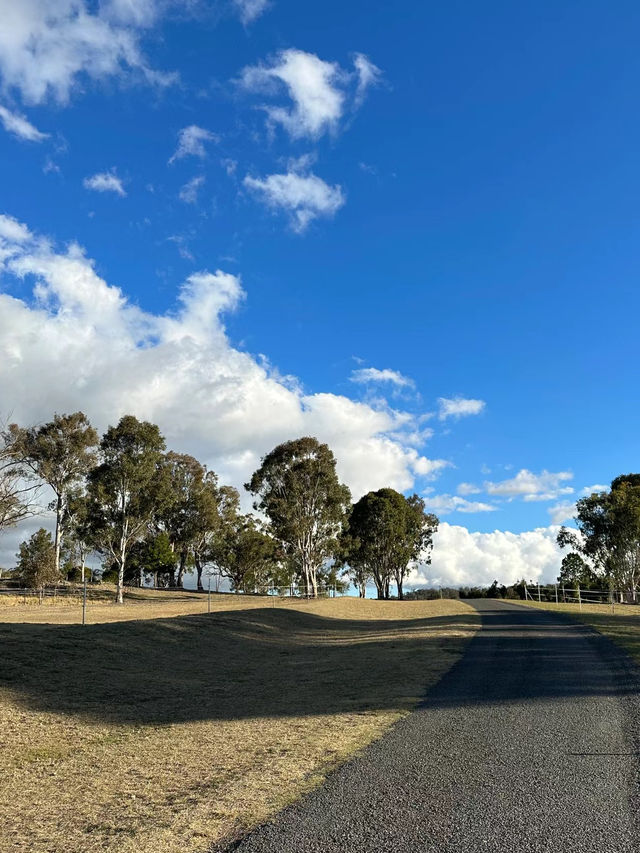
[{"left": 221, "top": 600, "right": 640, "bottom": 853}]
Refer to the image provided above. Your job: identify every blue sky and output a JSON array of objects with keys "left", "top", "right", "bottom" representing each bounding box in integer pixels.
[{"left": 0, "top": 0, "right": 637, "bottom": 583}]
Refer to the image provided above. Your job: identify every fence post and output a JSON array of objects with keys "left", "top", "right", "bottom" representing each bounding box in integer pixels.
[
  {"left": 555, "top": 584, "right": 558, "bottom": 604},
  {"left": 82, "top": 576, "right": 87, "bottom": 626},
  {"left": 208, "top": 574, "right": 211, "bottom": 613},
  {"left": 578, "top": 587, "right": 582, "bottom": 611}
]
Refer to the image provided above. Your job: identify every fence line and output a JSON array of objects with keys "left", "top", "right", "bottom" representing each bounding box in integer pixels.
[{"left": 523, "top": 582, "right": 637, "bottom": 610}]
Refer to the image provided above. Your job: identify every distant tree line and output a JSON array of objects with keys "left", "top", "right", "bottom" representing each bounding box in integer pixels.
[{"left": 0, "top": 413, "right": 439, "bottom": 602}]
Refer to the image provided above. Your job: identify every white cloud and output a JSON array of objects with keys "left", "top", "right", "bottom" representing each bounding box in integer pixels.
[
  {"left": 485, "top": 469, "right": 574, "bottom": 502},
  {"left": 83, "top": 170, "right": 127, "bottom": 196},
  {"left": 457, "top": 482, "right": 481, "bottom": 495},
  {"left": 350, "top": 367, "right": 415, "bottom": 388},
  {"left": 233, "top": 0, "right": 270, "bottom": 24},
  {"left": 438, "top": 396, "right": 486, "bottom": 420},
  {"left": 353, "top": 53, "right": 382, "bottom": 107},
  {"left": 0, "top": 213, "right": 448, "bottom": 564},
  {"left": 581, "top": 484, "right": 608, "bottom": 495},
  {"left": 0, "top": 0, "right": 178, "bottom": 106},
  {"left": 424, "top": 494, "right": 497, "bottom": 515},
  {"left": 408, "top": 522, "right": 564, "bottom": 588},
  {"left": 169, "top": 125, "right": 218, "bottom": 164},
  {"left": 0, "top": 104, "right": 48, "bottom": 141},
  {"left": 548, "top": 501, "right": 576, "bottom": 524},
  {"left": 239, "top": 48, "right": 381, "bottom": 139},
  {"left": 179, "top": 175, "right": 205, "bottom": 204},
  {"left": 244, "top": 170, "right": 345, "bottom": 232}
]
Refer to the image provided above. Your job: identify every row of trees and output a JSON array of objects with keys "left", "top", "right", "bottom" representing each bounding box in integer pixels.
[{"left": 1, "top": 414, "right": 439, "bottom": 602}]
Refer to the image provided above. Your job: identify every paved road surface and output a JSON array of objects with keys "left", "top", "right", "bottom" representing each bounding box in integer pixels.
[{"left": 222, "top": 600, "right": 640, "bottom": 853}]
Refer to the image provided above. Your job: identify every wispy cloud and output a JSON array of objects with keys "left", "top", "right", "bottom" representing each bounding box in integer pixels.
[
  {"left": 179, "top": 175, "right": 205, "bottom": 204},
  {"left": 0, "top": 104, "right": 48, "bottom": 141},
  {"left": 424, "top": 494, "right": 497, "bottom": 515},
  {"left": 244, "top": 170, "right": 345, "bottom": 232},
  {"left": 169, "top": 125, "right": 218, "bottom": 164},
  {"left": 233, "top": 0, "right": 270, "bottom": 24},
  {"left": 239, "top": 49, "right": 381, "bottom": 139},
  {"left": 438, "top": 396, "right": 486, "bottom": 420},
  {"left": 350, "top": 367, "right": 415, "bottom": 388},
  {"left": 548, "top": 501, "right": 576, "bottom": 524},
  {"left": 83, "top": 170, "right": 126, "bottom": 196}
]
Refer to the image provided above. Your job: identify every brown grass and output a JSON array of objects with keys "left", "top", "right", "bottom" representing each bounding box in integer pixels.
[
  {"left": 0, "top": 594, "right": 478, "bottom": 853},
  {"left": 519, "top": 600, "right": 640, "bottom": 663}
]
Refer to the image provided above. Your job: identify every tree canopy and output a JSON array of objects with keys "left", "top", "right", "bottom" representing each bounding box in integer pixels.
[
  {"left": 246, "top": 437, "right": 351, "bottom": 597},
  {"left": 340, "top": 488, "right": 439, "bottom": 600}
]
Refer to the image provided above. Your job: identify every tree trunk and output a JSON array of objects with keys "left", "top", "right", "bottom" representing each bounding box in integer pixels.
[
  {"left": 195, "top": 555, "right": 203, "bottom": 591},
  {"left": 176, "top": 550, "right": 187, "bottom": 588},
  {"left": 54, "top": 493, "right": 63, "bottom": 577},
  {"left": 116, "top": 538, "right": 126, "bottom": 605}
]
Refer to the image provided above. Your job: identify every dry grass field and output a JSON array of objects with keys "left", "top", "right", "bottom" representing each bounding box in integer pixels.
[
  {"left": 520, "top": 600, "right": 640, "bottom": 663},
  {"left": 0, "top": 592, "right": 478, "bottom": 853}
]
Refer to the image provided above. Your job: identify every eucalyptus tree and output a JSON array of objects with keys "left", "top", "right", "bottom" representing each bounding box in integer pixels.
[
  {"left": 87, "top": 415, "right": 169, "bottom": 604},
  {"left": 7, "top": 412, "right": 98, "bottom": 575},
  {"left": 60, "top": 487, "right": 94, "bottom": 581},
  {"left": 159, "top": 452, "right": 207, "bottom": 588},
  {"left": 0, "top": 427, "right": 40, "bottom": 534},
  {"left": 211, "top": 514, "right": 280, "bottom": 593},
  {"left": 341, "top": 488, "right": 439, "bottom": 600},
  {"left": 246, "top": 437, "right": 351, "bottom": 597},
  {"left": 558, "top": 475, "right": 640, "bottom": 600},
  {"left": 192, "top": 479, "right": 240, "bottom": 591}
]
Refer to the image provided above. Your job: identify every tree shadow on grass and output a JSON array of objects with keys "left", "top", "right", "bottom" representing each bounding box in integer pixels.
[{"left": 0, "top": 608, "right": 476, "bottom": 725}]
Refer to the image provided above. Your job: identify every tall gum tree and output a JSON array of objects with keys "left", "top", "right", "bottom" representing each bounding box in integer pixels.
[
  {"left": 87, "top": 415, "right": 168, "bottom": 604},
  {"left": 7, "top": 413, "right": 98, "bottom": 576},
  {"left": 558, "top": 475, "right": 640, "bottom": 601},
  {"left": 246, "top": 436, "right": 351, "bottom": 597},
  {"left": 0, "top": 427, "right": 41, "bottom": 536}
]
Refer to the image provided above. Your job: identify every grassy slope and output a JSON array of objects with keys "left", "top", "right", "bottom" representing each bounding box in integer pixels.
[
  {"left": 1, "top": 595, "right": 478, "bottom": 853},
  {"left": 519, "top": 600, "right": 640, "bottom": 663}
]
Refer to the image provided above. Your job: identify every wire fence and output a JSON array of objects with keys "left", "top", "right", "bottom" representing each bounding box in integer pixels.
[
  {"left": 0, "top": 580, "right": 343, "bottom": 624},
  {"left": 523, "top": 582, "right": 637, "bottom": 609}
]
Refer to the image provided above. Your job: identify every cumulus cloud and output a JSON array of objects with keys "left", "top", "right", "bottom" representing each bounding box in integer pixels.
[
  {"left": 233, "top": 0, "right": 270, "bottom": 24},
  {"left": 409, "top": 522, "right": 564, "bottom": 588},
  {"left": 438, "top": 396, "right": 486, "bottom": 420},
  {"left": 244, "top": 170, "right": 345, "bottom": 232},
  {"left": 0, "top": 214, "right": 447, "bottom": 527},
  {"left": 239, "top": 48, "right": 381, "bottom": 139},
  {"left": 350, "top": 367, "right": 414, "bottom": 388},
  {"left": 83, "top": 170, "right": 127, "bottom": 196},
  {"left": 0, "top": 104, "right": 48, "bottom": 141},
  {"left": 179, "top": 175, "right": 205, "bottom": 204},
  {"left": 169, "top": 125, "right": 218, "bottom": 164},
  {"left": 485, "top": 469, "right": 574, "bottom": 502},
  {"left": 424, "top": 494, "right": 497, "bottom": 515},
  {"left": 0, "top": 0, "right": 178, "bottom": 105}
]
